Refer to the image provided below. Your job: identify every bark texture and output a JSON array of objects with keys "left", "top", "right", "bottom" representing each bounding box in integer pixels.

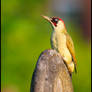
[{"left": 31, "top": 49, "right": 74, "bottom": 92}]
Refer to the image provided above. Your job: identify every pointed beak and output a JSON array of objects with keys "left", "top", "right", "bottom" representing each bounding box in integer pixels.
[
  {"left": 41, "top": 15, "right": 51, "bottom": 22},
  {"left": 41, "top": 15, "right": 55, "bottom": 29}
]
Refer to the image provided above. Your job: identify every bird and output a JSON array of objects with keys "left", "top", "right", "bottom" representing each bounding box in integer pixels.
[{"left": 42, "top": 15, "right": 77, "bottom": 75}]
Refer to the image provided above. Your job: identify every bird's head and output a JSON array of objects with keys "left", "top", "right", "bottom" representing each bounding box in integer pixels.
[{"left": 42, "top": 15, "right": 66, "bottom": 32}]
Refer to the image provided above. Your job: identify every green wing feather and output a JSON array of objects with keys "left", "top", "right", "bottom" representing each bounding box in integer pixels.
[{"left": 65, "top": 32, "right": 77, "bottom": 73}]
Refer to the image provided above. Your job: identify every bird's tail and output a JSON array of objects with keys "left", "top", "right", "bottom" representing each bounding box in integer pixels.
[{"left": 74, "top": 64, "right": 77, "bottom": 73}]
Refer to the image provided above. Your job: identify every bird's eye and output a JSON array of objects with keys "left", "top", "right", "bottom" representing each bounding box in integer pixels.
[
  {"left": 51, "top": 18, "right": 59, "bottom": 23},
  {"left": 51, "top": 17, "right": 59, "bottom": 26}
]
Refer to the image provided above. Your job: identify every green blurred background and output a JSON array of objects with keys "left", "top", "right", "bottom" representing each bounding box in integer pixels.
[{"left": 1, "top": 0, "right": 91, "bottom": 92}]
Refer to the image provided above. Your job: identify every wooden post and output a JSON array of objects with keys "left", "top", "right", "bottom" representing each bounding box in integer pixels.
[{"left": 31, "top": 49, "right": 74, "bottom": 92}]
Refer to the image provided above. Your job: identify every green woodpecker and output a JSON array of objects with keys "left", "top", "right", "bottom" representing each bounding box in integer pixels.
[{"left": 42, "top": 15, "right": 77, "bottom": 74}]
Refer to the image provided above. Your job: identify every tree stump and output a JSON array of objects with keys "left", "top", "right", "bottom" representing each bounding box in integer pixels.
[{"left": 31, "top": 49, "right": 74, "bottom": 92}]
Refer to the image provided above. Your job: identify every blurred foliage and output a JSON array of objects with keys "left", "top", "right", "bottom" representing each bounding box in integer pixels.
[{"left": 1, "top": 0, "right": 91, "bottom": 92}]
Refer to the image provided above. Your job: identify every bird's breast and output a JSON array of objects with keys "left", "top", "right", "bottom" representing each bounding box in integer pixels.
[
  {"left": 51, "top": 31, "right": 66, "bottom": 50},
  {"left": 51, "top": 31, "right": 72, "bottom": 63}
]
